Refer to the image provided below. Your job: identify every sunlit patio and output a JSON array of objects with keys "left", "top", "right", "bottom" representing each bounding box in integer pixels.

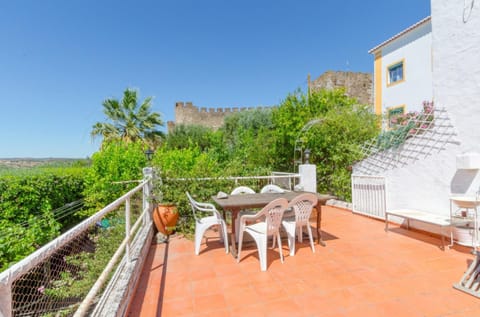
[{"left": 128, "top": 205, "right": 480, "bottom": 316}]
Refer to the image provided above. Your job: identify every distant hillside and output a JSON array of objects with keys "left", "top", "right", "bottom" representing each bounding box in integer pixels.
[{"left": 0, "top": 158, "right": 86, "bottom": 169}]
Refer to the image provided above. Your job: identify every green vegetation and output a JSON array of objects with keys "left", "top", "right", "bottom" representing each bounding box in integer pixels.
[
  {"left": 151, "top": 88, "right": 379, "bottom": 236},
  {"left": 0, "top": 158, "right": 90, "bottom": 176},
  {"left": 0, "top": 88, "right": 163, "bottom": 271},
  {"left": 44, "top": 210, "right": 126, "bottom": 302},
  {"left": 271, "top": 89, "right": 379, "bottom": 198},
  {"left": 165, "top": 124, "right": 220, "bottom": 152},
  {"left": 376, "top": 101, "right": 435, "bottom": 151},
  {"left": 82, "top": 141, "right": 147, "bottom": 215},
  {"left": 220, "top": 107, "right": 277, "bottom": 171},
  {"left": 0, "top": 167, "right": 86, "bottom": 271}
]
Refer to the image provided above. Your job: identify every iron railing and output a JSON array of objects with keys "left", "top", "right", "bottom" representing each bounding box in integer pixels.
[
  {"left": 0, "top": 175, "right": 153, "bottom": 317},
  {"left": 0, "top": 171, "right": 301, "bottom": 317}
]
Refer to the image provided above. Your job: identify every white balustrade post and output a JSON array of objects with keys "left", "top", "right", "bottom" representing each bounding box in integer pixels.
[
  {"left": 125, "top": 197, "right": 131, "bottom": 260},
  {"left": 298, "top": 164, "right": 317, "bottom": 193},
  {"left": 142, "top": 167, "right": 154, "bottom": 223},
  {"left": 0, "top": 282, "right": 12, "bottom": 317}
]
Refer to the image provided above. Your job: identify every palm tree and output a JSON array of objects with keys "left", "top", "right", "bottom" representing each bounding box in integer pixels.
[{"left": 91, "top": 88, "right": 164, "bottom": 149}]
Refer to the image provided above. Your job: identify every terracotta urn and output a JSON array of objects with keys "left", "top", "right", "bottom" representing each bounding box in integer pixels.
[{"left": 153, "top": 203, "right": 179, "bottom": 235}]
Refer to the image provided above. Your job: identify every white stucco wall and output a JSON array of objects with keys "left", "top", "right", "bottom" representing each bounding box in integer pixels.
[
  {"left": 432, "top": 0, "right": 480, "bottom": 152},
  {"left": 383, "top": 0, "right": 480, "bottom": 230},
  {"left": 381, "top": 21, "right": 433, "bottom": 114},
  {"left": 355, "top": 1, "right": 480, "bottom": 236}
]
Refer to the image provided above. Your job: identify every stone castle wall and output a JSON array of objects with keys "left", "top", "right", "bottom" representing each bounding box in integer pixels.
[
  {"left": 309, "top": 71, "right": 373, "bottom": 105},
  {"left": 167, "top": 71, "right": 372, "bottom": 132},
  {"left": 168, "top": 102, "right": 265, "bottom": 131}
]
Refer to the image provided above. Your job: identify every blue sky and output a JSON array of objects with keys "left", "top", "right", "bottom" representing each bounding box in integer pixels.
[{"left": 0, "top": 0, "right": 430, "bottom": 158}]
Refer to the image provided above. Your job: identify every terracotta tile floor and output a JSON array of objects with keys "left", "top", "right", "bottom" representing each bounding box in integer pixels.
[{"left": 128, "top": 206, "right": 480, "bottom": 316}]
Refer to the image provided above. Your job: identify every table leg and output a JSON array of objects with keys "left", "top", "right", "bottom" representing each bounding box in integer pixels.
[
  {"left": 316, "top": 205, "right": 326, "bottom": 247},
  {"left": 229, "top": 208, "right": 240, "bottom": 258}
]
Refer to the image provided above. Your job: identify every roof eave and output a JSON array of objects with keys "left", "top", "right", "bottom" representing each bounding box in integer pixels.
[{"left": 368, "top": 16, "right": 431, "bottom": 55}]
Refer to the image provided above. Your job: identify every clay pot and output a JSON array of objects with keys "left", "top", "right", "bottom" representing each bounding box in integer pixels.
[{"left": 153, "top": 204, "right": 179, "bottom": 235}]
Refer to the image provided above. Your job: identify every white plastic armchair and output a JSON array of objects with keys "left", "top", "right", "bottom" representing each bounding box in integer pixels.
[
  {"left": 231, "top": 186, "right": 256, "bottom": 240},
  {"left": 237, "top": 198, "right": 289, "bottom": 271},
  {"left": 186, "top": 192, "right": 229, "bottom": 255},
  {"left": 281, "top": 193, "right": 318, "bottom": 256},
  {"left": 260, "top": 184, "right": 285, "bottom": 193}
]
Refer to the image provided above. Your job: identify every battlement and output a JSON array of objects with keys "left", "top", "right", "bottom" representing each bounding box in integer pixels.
[
  {"left": 168, "top": 71, "right": 372, "bottom": 132},
  {"left": 170, "top": 102, "right": 271, "bottom": 131},
  {"left": 175, "top": 102, "right": 262, "bottom": 114}
]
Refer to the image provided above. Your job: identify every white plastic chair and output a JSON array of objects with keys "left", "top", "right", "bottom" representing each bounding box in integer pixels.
[
  {"left": 237, "top": 198, "right": 289, "bottom": 271},
  {"left": 281, "top": 193, "right": 318, "bottom": 256},
  {"left": 231, "top": 186, "right": 256, "bottom": 240},
  {"left": 231, "top": 186, "right": 255, "bottom": 195},
  {"left": 260, "top": 184, "right": 285, "bottom": 193},
  {"left": 186, "top": 192, "right": 229, "bottom": 255}
]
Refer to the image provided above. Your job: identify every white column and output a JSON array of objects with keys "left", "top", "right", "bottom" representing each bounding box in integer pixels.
[{"left": 298, "top": 164, "right": 317, "bottom": 193}]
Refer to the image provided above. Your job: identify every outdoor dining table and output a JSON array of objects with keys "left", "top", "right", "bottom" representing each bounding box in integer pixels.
[{"left": 212, "top": 191, "right": 336, "bottom": 257}]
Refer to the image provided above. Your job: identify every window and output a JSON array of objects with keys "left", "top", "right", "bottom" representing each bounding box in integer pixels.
[
  {"left": 387, "top": 60, "right": 405, "bottom": 86},
  {"left": 387, "top": 105, "right": 405, "bottom": 128}
]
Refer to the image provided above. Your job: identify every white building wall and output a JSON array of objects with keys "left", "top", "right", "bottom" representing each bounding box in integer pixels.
[
  {"left": 381, "top": 22, "right": 433, "bottom": 113},
  {"left": 383, "top": 0, "right": 480, "bottom": 231},
  {"left": 432, "top": 0, "right": 480, "bottom": 152},
  {"left": 355, "top": 1, "right": 480, "bottom": 236}
]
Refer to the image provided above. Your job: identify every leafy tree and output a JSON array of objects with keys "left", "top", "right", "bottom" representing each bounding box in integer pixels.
[
  {"left": 162, "top": 108, "right": 277, "bottom": 173},
  {"left": 165, "top": 124, "right": 220, "bottom": 151},
  {"left": 220, "top": 108, "right": 276, "bottom": 170},
  {"left": 272, "top": 88, "right": 380, "bottom": 199},
  {"left": 154, "top": 146, "right": 217, "bottom": 178},
  {"left": 91, "top": 88, "right": 164, "bottom": 149},
  {"left": 306, "top": 104, "right": 379, "bottom": 199}
]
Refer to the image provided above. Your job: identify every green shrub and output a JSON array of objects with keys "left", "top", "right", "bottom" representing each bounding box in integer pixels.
[
  {"left": 152, "top": 143, "right": 274, "bottom": 236},
  {"left": 82, "top": 141, "right": 147, "bottom": 214},
  {"left": 0, "top": 168, "right": 85, "bottom": 271},
  {"left": 271, "top": 88, "right": 380, "bottom": 200},
  {"left": 220, "top": 108, "right": 276, "bottom": 170},
  {"left": 165, "top": 124, "right": 219, "bottom": 151}
]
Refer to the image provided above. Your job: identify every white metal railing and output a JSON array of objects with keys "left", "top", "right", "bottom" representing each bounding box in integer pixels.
[
  {"left": 168, "top": 172, "right": 300, "bottom": 191},
  {"left": 351, "top": 175, "right": 387, "bottom": 220},
  {"left": 271, "top": 172, "right": 298, "bottom": 190},
  {"left": 0, "top": 171, "right": 299, "bottom": 317},
  {"left": 0, "top": 176, "right": 152, "bottom": 317}
]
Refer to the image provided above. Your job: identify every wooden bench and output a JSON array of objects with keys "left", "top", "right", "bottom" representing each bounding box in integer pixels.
[{"left": 385, "top": 209, "right": 453, "bottom": 250}]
